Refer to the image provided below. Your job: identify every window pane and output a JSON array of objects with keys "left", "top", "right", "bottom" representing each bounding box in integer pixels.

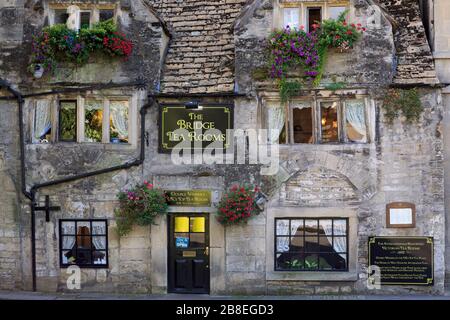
[
  {"left": 305, "top": 219, "right": 318, "bottom": 235},
  {"left": 175, "top": 217, "right": 189, "bottom": 233},
  {"left": 33, "top": 100, "right": 52, "bottom": 143},
  {"left": 62, "top": 250, "right": 76, "bottom": 265},
  {"left": 190, "top": 233, "right": 205, "bottom": 247},
  {"left": 93, "top": 250, "right": 107, "bottom": 265},
  {"left": 318, "top": 254, "right": 334, "bottom": 270},
  {"left": 320, "top": 101, "right": 339, "bottom": 143},
  {"left": 329, "top": 6, "right": 347, "bottom": 20},
  {"left": 276, "top": 237, "right": 290, "bottom": 253},
  {"left": 92, "top": 236, "right": 107, "bottom": 250},
  {"left": 85, "top": 100, "right": 103, "bottom": 143},
  {"left": 318, "top": 219, "right": 332, "bottom": 235},
  {"left": 307, "top": 7, "right": 322, "bottom": 32},
  {"left": 345, "top": 100, "right": 367, "bottom": 143},
  {"left": 62, "top": 236, "right": 76, "bottom": 250},
  {"left": 333, "top": 237, "right": 347, "bottom": 254},
  {"left": 276, "top": 219, "right": 289, "bottom": 236},
  {"left": 283, "top": 8, "right": 300, "bottom": 29},
  {"left": 290, "top": 236, "right": 304, "bottom": 252},
  {"left": 190, "top": 217, "right": 205, "bottom": 233},
  {"left": 59, "top": 101, "right": 77, "bottom": 141},
  {"left": 276, "top": 252, "right": 304, "bottom": 270},
  {"left": 292, "top": 106, "right": 313, "bottom": 144},
  {"left": 54, "top": 9, "right": 69, "bottom": 25},
  {"left": 99, "top": 9, "right": 114, "bottom": 22},
  {"left": 318, "top": 236, "right": 333, "bottom": 252},
  {"left": 80, "top": 12, "right": 91, "bottom": 29},
  {"left": 304, "top": 254, "right": 319, "bottom": 270},
  {"left": 333, "top": 219, "right": 347, "bottom": 235},
  {"left": 76, "top": 222, "right": 91, "bottom": 249},
  {"left": 61, "top": 221, "right": 75, "bottom": 235},
  {"left": 110, "top": 101, "right": 129, "bottom": 143},
  {"left": 267, "top": 102, "right": 286, "bottom": 144},
  {"left": 76, "top": 250, "right": 92, "bottom": 265},
  {"left": 290, "top": 219, "right": 303, "bottom": 236},
  {"left": 305, "top": 237, "right": 319, "bottom": 252},
  {"left": 92, "top": 221, "right": 107, "bottom": 235}
]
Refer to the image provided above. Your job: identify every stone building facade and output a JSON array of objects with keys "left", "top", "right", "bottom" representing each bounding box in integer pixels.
[{"left": 0, "top": 0, "right": 447, "bottom": 295}]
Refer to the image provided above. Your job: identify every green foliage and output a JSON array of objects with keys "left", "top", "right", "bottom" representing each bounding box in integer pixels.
[
  {"left": 382, "top": 88, "right": 423, "bottom": 123},
  {"left": 60, "top": 108, "right": 76, "bottom": 141},
  {"left": 279, "top": 79, "right": 302, "bottom": 104},
  {"left": 115, "top": 182, "right": 168, "bottom": 237},
  {"left": 324, "top": 81, "right": 347, "bottom": 91},
  {"left": 29, "top": 19, "right": 133, "bottom": 77},
  {"left": 267, "top": 10, "right": 364, "bottom": 98}
]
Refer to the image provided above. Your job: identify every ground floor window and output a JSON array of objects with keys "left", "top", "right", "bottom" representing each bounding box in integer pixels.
[
  {"left": 59, "top": 219, "right": 108, "bottom": 268},
  {"left": 275, "top": 218, "right": 348, "bottom": 271}
]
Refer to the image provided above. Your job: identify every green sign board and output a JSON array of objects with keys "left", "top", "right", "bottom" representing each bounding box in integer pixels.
[
  {"left": 368, "top": 237, "right": 434, "bottom": 286},
  {"left": 165, "top": 190, "right": 212, "bottom": 207},
  {"left": 159, "top": 104, "right": 233, "bottom": 153}
]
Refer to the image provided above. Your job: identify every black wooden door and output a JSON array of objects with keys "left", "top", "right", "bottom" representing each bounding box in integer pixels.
[{"left": 168, "top": 213, "right": 210, "bottom": 294}]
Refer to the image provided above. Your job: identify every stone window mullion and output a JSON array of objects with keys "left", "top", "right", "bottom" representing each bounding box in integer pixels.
[
  {"left": 102, "top": 98, "right": 110, "bottom": 144},
  {"left": 77, "top": 96, "right": 85, "bottom": 143}
]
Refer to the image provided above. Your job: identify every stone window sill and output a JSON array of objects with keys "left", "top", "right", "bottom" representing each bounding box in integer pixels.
[{"left": 266, "top": 271, "right": 358, "bottom": 282}]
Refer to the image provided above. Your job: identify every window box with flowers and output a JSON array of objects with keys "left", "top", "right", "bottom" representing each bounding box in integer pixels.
[
  {"left": 29, "top": 19, "right": 133, "bottom": 78},
  {"left": 114, "top": 181, "right": 168, "bottom": 237},
  {"left": 216, "top": 185, "right": 261, "bottom": 226},
  {"left": 266, "top": 11, "right": 365, "bottom": 102}
]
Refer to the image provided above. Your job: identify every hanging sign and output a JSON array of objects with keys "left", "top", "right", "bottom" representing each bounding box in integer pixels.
[
  {"left": 159, "top": 104, "right": 233, "bottom": 153},
  {"left": 368, "top": 237, "right": 434, "bottom": 285},
  {"left": 165, "top": 190, "right": 211, "bottom": 207}
]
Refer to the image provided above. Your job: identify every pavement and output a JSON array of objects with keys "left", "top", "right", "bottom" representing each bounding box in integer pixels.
[{"left": 1, "top": 290, "right": 450, "bottom": 300}]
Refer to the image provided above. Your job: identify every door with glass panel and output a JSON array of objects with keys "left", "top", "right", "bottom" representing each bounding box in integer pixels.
[{"left": 168, "top": 213, "right": 210, "bottom": 294}]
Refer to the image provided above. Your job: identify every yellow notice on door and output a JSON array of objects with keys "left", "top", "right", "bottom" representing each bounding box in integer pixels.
[
  {"left": 175, "top": 217, "right": 189, "bottom": 233},
  {"left": 191, "top": 217, "right": 205, "bottom": 233}
]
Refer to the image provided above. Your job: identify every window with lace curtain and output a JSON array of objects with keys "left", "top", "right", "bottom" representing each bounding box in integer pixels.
[
  {"left": 60, "top": 220, "right": 108, "bottom": 268},
  {"left": 275, "top": 218, "right": 348, "bottom": 271},
  {"left": 264, "top": 98, "right": 369, "bottom": 144},
  {"left": 50, "top": 4, "right": 116, "bottom": 30}
]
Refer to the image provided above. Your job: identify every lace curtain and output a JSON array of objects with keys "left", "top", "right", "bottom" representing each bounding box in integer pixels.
[
  {"left": 276, "top": 220, "right": 303, "bottom": 252},
  {"left": 322, "top": 220, "right": 347, "bottom": 260},
  {"left": 267, "top": 102, "right": 285, "bottom": 144},
  {"left": 92, "top": 224, "right": 106, "bottom": 250},
  {"left": 33, "top": 100, "right": 52, "bottom": 143},
  {"left": 345, "top": 100, "right": 367, "bottom": 142},
  {"left": 61, "top": 224, "right": 76, "bottom": 251},
  {"left": 110, "top": 101, "right": 129, "bottom": 140}
]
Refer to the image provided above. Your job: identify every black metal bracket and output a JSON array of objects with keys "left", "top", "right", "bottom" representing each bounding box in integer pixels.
[{"left": 34, "top": 195, "right": 61, "bottom": 222}]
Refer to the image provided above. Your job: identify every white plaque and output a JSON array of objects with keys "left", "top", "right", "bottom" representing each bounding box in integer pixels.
[{"left": 389, "top": 208, "right": 413, "bottom": 225}]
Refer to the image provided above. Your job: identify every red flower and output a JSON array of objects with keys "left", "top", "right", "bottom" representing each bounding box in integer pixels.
[{"left": 346, "top": 30, "right": 353, "bottom": 35}]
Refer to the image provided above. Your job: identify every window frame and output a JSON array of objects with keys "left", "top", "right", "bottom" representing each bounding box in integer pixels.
[
  {"left": 274, "top": 217, "right": 349, "bottom": 272},
  {"left": 277, "top": 1, "right": 349, "bottom": 30},
  {"left": 54, "top": 95, "right": 133, "bottom": 145},
  {"left": 49, "top": 4, "right": 117, "bottom": 29},
  {"left": 59, "top": 219, "right": 109, "bottom": 269},
  {"left": 58, "top": 99, "right": 78, "bottom": 143},
  {"left": 264, "top": 96, "right": 370, "bottom": 145}
]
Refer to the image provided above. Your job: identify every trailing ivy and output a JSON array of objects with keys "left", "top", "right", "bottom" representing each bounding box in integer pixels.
[
  {"left": 382, "top": 88, "right": 423, "bottom": 123},
  {"left": 267, "top": 11, "right": 365, "bottom": 99},
  {"left": 279, "top": 79, "right": 302, "bottom": 103}
]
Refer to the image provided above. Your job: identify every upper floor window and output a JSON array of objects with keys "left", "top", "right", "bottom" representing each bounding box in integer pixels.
[
  {"left": 265, "top": 96, "right": 369, "bottom": 145},
  {"left": 30, "top": 94, "right": 135, "bottom": 145},
  {"left": 279, "top": 1, "right": 349, "bottom": 31},
  {"left": 50, "top": 4, "right": 116, "bottom": 30}
]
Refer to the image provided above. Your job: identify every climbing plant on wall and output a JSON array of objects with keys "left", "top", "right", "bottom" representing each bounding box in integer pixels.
[
  {"left": 266, "top": 11, "right": 365, "bottom": 101},
  {"left": 382, "top": 88, "right": 423, "bottom": 123},
  {"left": 29, "top": 19, "right": 133, "bottom": 77}
]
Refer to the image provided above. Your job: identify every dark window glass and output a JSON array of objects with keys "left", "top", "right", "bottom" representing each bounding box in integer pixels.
[
  {"left": 80, "top": 11, "right": 91, "bottom": 29},
  {"left": 59, "top": 100, "right": 77, "bottom": 142},
  {"left": 60, "top": 220, "right": 108, "bottom": 268},
  {"left": 275, "top": 218, "right": 348, "bottom": 271},
  {"left": 307, "top": 7, "right": 322, "bottom": 32},
  {"left": 85, "top": 100, "right": 103, "bottom": 143},
  {"left": 293, "top": 107, "right": 313, "bottom": 144},
  {"left": 99, "top": 9, "right": 115, "bottom": 22},
  {"left": 54, "top": 9, "right": 69, "bottom": 25},
  {"left": 320, "top": 101, "right": 339, "bottom": 143}
]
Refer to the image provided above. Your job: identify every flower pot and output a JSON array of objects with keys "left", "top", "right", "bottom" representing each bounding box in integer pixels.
[{"left": 34, "top": 64, "right": 44, "bottom": 78}]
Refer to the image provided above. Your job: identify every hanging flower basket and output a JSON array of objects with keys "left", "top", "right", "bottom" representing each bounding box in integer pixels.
[
  {"left": 216, "top": 185, "right": 261, "bottom": 226},
  {"left": 114, "top": 181, "right": 168, "bottom": 237}
]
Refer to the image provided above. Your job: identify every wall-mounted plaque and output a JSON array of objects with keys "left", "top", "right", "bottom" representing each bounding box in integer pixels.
[
  {"left": 368, "top": 237, "right": 434, "bottom": 285},
  {"left": 386, "top": 202, "right": 416, "bottom": 228},
  {"left": 165, "top": 190, "right": 211, "bottom": 207},
  {"left": 159, "top": 104, "right": 233, "bottom": 153}
]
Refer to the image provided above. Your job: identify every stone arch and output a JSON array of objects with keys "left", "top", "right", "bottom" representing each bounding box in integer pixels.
[{"left": 266, "top": 150, "right": 377, "bottom": 205}]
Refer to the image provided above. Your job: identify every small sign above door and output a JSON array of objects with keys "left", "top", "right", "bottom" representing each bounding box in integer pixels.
[{"left": 165, "top": 190, "right": 211, "bottom": 207}]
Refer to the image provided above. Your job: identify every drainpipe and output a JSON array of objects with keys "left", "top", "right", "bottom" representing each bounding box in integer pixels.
[{"left": 1, "top": 78, "right": 154, "bottom": 291}]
